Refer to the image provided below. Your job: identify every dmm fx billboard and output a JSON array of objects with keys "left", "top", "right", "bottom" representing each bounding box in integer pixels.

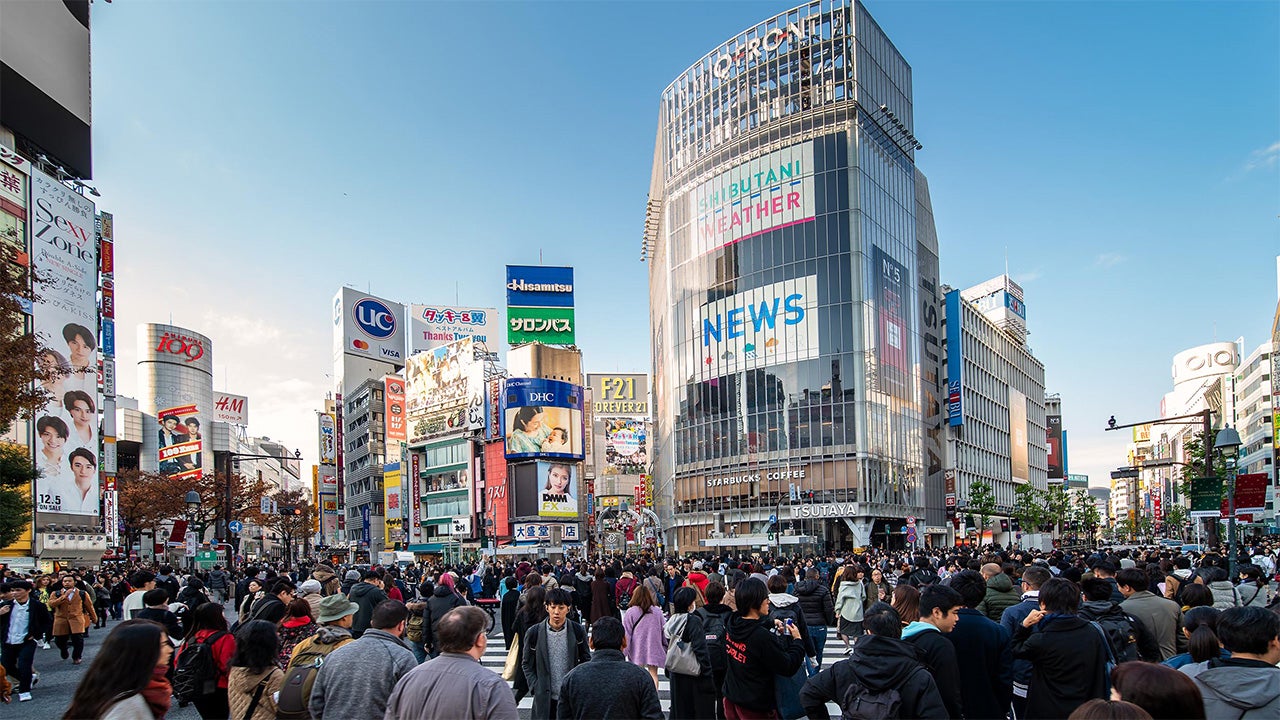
[
  {"left": 334, "top": 287, "right": 406, "bottom": 363},
  {"left": 506, "top": 265, "right": 575, "bottom": 345},
  {"left": 690, "top": 141, "right": 816, "bottom": 256},
  {"left": 31, "top": 167, "right": 99, "bottom": 517},
  {"left": 503, "top": 377, "right": 584, "bottom": 460},
  {"left": 696, "top": 275, "right": 818, "bottom": 377},
  {"left": 411, "top": 305, "right": 498, "bottom": 353}
]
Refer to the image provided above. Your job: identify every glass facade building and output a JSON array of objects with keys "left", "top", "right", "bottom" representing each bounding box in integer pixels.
[{"left": 647, "top": 0, "right": 943, "bottom": 552}]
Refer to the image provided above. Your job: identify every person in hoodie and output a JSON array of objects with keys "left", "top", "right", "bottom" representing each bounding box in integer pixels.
[
  {"left": 766, "top": 574, "right": 816, "bottom": 719},
  {"left": 799, "top": 602, "right": 948, "bottom": 720},
  {"left": 695, "top": 581, "right": 734, "bottom": 720},
  {"left": 793, "top": 568, "right": 835, "bottom": 667},
  {"left": 348, "top": 570, "right": 389, "bottom": 639},
  {"left": 339, "top": 569, "right": 360, "bottom": 596},
  {"left": 722, "top": 577, "right": 805, "bottom": 720},
  {"left": 1010, "top": 578, "right": 1109, "bottom": 720},
  {"left": 246, "top": 578, "right": 294, "bottom": 626},
  {"left": 423, "top": 571, "right": 466, "bottom": 658},
  {"left": 947, "top": 570, "right": 1013, "bottom": 720},
  {"left": 902, "top": 583, "right": 965, "bottom": 719},
  {"left": 1180, "top": 605, "right": 1280, "bottom": 720},
  {"left": 975, "top": 563, "right": 1022, "bottom": 622}
]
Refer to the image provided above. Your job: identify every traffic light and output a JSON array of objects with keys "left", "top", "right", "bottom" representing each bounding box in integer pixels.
[
  {"left": 1000, "top": 518, "right": 1009, "bottom": 532},
  {"left": 278, "top": 505, "right": 302, "bottom": 516}
]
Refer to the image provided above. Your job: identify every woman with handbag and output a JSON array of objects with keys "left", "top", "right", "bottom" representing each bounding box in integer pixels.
[
  {"left": 508, "top": 585, "right": 548, "bottom": 701},
  {"left": 623, "top": 584, "right": 667, "bottom": 690},
  {"left": 665, "top": 587, "right": 715, "bottom": 720},
  {"left": 226, "top": 620, "right": 284, "bottom": 720}
]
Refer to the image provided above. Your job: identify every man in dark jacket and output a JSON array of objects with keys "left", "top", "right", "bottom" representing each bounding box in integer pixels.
[
  {"left": 154, "top": 565, "right": 181, "bottom": 603},
  {"left": 1090, "top": 560, "right": 1125, "bottom": 603},
  {"left": 902, "top": 584, "right": 965, "bottom": 719},
  {"left": 1, "top": 580, "right": 54, "bottom": 702},
  {"left": 247, "top": 578, "right": 295, "bottom": 625},
  {"left": 349, "top": 571, "right": 389, "bottom": 638},
  {"left": 695, "top": 582, "right": 734, "bottom": 720},
  {"left": 1078, "top": 577, "right": 1160, "bottom": 663},
  {"left": 947, "top": 570, "right": 1013, "bottom": 720},
  {"left": 800, "top": 602, "right": 947, "bottom": 720},
  {"left": 1010, "top": 577, "right": 1109, "bottom": 720},
  {"left": 902, "top": 556, "right": 941, "bottom": 587},
  {"left": 422, "top": 579, "right": 466, "bottom": 658},
  {"left": 558, "top": 616, "right": 663, "bottom": 720},
  {"left": 1000, "top": 565, "right": 1050, "bottom": 720},
  {"left": 522, "top": 588, "right": 590, "bottom": 720},
  {"left": 793, "top": 568, "right": 836, "bottom": 667}
]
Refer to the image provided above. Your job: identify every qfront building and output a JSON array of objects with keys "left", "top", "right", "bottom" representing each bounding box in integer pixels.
[{"left": 646, "top": 0, "right": 946, "bottom": 552}]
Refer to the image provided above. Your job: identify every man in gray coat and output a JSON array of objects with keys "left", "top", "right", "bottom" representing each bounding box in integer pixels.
[
  {"left": 384, "top": 606, "right": 517, "bottom": 720},
  {"left": 522, "top": 588, "right": 591, "bottom": 720},
  {"left": 1117, "top": 568, "right": 1184, "bottom": 660},
  {"left": 558, "top": 617, "right": 663, "bottom": 720},
  {"left": 310, "top": 599, "right": 417, "bottom": 719}
]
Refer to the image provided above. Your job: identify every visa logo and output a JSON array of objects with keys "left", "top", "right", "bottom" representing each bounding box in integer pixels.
[
  {"left": 703, "top": 293, "right": 805, "bottom": 345},
  {"left": 380, "top": 347, "right": 402, "bottom": 359}
]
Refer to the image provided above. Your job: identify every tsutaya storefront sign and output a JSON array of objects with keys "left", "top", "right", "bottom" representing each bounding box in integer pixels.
[{"left": 790, "top": 502, "right": 860, "bottom": 519}]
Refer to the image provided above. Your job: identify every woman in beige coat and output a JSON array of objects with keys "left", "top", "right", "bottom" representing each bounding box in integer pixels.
[
  {"left": 226, "top": 620, "right": 285, "bottom": 720},
  {"left": 49, "top": 574, "right": 97, "bottom": 664}
]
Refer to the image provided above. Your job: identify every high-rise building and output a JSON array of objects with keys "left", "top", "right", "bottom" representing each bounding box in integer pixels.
[
  {"left": 1233, "top": 342, "right": 1274, "bottom": 525},
  {"left": 645, "top": 0, "right": 943, "bottom": 551},
  {"left": 944, "top": 279, "right": 1048, "bottom": 544}
]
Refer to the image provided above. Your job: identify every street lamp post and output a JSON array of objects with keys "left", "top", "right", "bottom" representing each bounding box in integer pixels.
[
  {"left": 185, "top": 490, "right": 201, "bottom": 570},
  {"left": 1213, "top": 426, "right": 1243, "bottom": 578},
  {"left": 220, "top": 448, "right": 302, "bottom": 552}
]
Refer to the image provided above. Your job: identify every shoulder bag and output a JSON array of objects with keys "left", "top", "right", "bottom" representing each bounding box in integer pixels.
[
  {"left": 663, "top": 614, "right": 701, "bottom": 677},
  {"left": 502, "top": 632, "right": 522, "bottom": 682}
]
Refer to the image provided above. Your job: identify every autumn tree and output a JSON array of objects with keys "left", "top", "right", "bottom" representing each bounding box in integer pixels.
[
  {"left": 258, "top": 488, "right": 315, "bottom": 562},
  {"left": 116, "top": 469, "right": 187, "bottom": 551},
  {"left": 190, "top": 471, "right": 270, "bottom": 545}
]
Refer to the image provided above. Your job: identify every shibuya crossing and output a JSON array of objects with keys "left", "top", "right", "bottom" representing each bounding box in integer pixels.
[{"left": 646, "top": 0, "right": 947, "bottom": 552}]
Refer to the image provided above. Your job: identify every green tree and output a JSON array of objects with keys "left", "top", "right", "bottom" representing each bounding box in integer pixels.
[
  {"left": 1012, "top": 484, "right": 1047, "bottom": 539},
  {"left": 966, "top": 480, "right": 998, "bottom": 535},
  {"left": 1162, "top": 503, "right": 1190, "bottom": 540},
  {"left": 1179, "top": 430, "right": 1230, "bottom": 545},
  {"left": 1071, "top": 489, "right": 1101, "bottom": 540},
  {"left": 0, "top": 442, "right": 37, "bottom": 548},
  {"left": 1043, "top": 484, "right": 1072, "bottom": 536}
]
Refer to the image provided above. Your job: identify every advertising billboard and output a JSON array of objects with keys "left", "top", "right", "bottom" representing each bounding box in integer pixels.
[
  {"left": 694, "top": 275, "right": 819, "bottom": 378},
  {"left": 334, "top": 287, "right": 406, "bottom": 363},
  {"left": 513, "top": 522, "right": 579, "bottom": 543},
  {"left": 139, "top": 324, "right": 212, "bottom": 483},
  {"left": 157, "top": 404, "right": 203, "bottom": 480},
  {"left": 212, "top": 393, "right": 248, "bottom": 425},
  {"left": 1234, "top": 473, "right": 1267, "bottom": 515},
  {"left": 318, "top": 412, "right": 336, "bottom": 465},
  {"left": 483, "top": 441, "right": 508, "bottom": 535},
  {"left": 405, "top": 337, "right": 483, "bottom": 445},
  {"left": 0, "top": 147, "right": 27, "bottom": 264},
  {"left": 383, "top": 462, "right": 402, "bottom": 545},
  {"left": 1046, "top": 414, "right": 1064, "bottom": 480},
  {"left": 384, "top": 376, "right": 407, "bottom": 443},
  {"left": 503, "top": 377, "right": 584, "bottom": 460},
  {"left": 689, "top": 140, "right": 817, "bottom": 256},
  {"left": 31, "top": 167, "right": 98, "bottom": 517},
  {"left": 602, "top": 418, "right": 648, "bottom": 475},
  {"left": 410, "top": 305, "right": 498, "bottom": 353},
  {"left": 871, "top": 245, "right": 910, "bottom": 399},
  {"left": 506, "top": 265, "right": 575, "bottom": 346},
  {"left": 587, "top": 374, "right": 649, "bottom": 417},
  {"left": 537, "top": 461, "right": 578, "bottom": 517},
  {"left": 1009, "top": 388, "right": 1029, "bottom": 484}
]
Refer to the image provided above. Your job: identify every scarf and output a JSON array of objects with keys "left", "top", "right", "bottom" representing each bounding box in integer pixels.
[{"left": 142, "top": 666, "right": 172, "bottom": 720}]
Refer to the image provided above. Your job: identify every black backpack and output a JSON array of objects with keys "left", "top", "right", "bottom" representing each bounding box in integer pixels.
[
  {"left": 1089, "top": 610, "right": 1140, "bottom": 663},
  {"left": 172, "top": 631, "right": 227, "bottom": 703},
  {"left": 839, "top": 669, "right": 919, "bottom": 720},
  {"left": 695, "top": 606, "right": 731, "bottom": 671}
]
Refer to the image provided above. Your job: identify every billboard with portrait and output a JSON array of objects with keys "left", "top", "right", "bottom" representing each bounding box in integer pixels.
[
  {"left": 1046, "top": 414, "right": 1063, "bottom": 480},
  {"left": 537, "top": 461, "right": 578, "bottom": 518},
  {"left": 603, "top": 418, "right": 648, "bottom": 475},
  {"left": 871, "top": 245, "right": 910, "bottom": 400},
  {"left": 1009, "top": 388, "right": 1029, "bottom": 484},
  {"left": 157, "top": 404, "right": 203, "bottom": 481},
  {"left": 503, "top": 377, "right": 584, "bottom": 460},
  {"left": 31, "top": 166, "right": 98, "bottom": 517},
  {"left": 406, "top": 337, "right": 483, "bottom": 445}
]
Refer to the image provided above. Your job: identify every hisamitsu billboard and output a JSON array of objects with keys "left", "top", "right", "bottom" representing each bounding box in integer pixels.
[{"left": 506, "top": 265, "right": 574, "bottom": 307}]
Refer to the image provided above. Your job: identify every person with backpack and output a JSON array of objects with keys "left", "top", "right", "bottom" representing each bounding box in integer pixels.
[
  {"left": 310, "top": 600, "right": 416, "bottom": 719},
  {"left": 666, "top": 586, "right": 715, "bottom": 720},
  {"left": 794, "top": 568, "right": 836, "bottom": 668},
  {"left": 227, "top": 620, "right": 284, "bottom": 720},
  {"left": 615, "top": 567, "right": 639, "bottom": 611},
  {"left": 1117, "top": 568, "right": 1183, "bottom": 661},
  {"left": 901, "top": 557, "right": 940, "bottom": 588},
  {"left": 136, "top": 587, "right": 185, "bottom": 641},
  {"left": 277, "top": 593, "right": 358, "bottom": 720},
  {"left": 722, "top": 577, "right": 806, "bottom": 720},
  {"left": 423, "top": 572, "right": 467, "bottom": 659},
  {"left": 1078, "top": 577, "right": 1161, "bottom": 664},
  {"left": 643, "top": 568, "right": 666, "bottom": 611},
  {"left": 1010, "top": 578, "right": 1109, "bottom": 720},
  {"left": 348, "top": 570, "right": 389, "bottom": 638},
  {"left": 902, "top": 584, "right": 965, "bottom": 719},
  {"left": 175, "top": 602, "right": 236, "bottom": 719},
  {"left": 946, "top": 570, "right": 1013, "bottom": 720},
  {"left": 800, "top": 602, "right": 948, "bottom": 720},
  {"left": 695, "top": 581, "right": 734, "bottom": 720}
]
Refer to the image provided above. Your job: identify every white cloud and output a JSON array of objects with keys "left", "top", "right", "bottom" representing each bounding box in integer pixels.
[
  {"left": 1014, "top": 269, "right": 1042, "bottom": 284},
  {"left": 1243, "top": 141, "right": 1280, "bottom": 173},
  {"left": 1094, "top": 253, "right": 1125, "bottom": 269}
]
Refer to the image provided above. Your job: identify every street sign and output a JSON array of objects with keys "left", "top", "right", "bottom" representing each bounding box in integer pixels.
[
  {"left": 228, "top": 520, "right": 243, "bottom": 533},
  {"left": 906, "top": 516, "right": 916, "bottom": 526},
  {"left": 195, "top": 550, "right": 217, "bottom": 568},
  {"left": 768, "top": 514, "right": 777, "bottom": 524}
]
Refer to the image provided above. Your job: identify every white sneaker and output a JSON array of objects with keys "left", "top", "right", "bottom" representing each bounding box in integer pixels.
[
  {"left": 31, "top": 670, "right": 39, "bottom": 686},
  {"left": 18, "top": 692, "right": 32, "bottom": 702},
  {"left": 39, "top": 641, "right": 50, "bottom": 649}
]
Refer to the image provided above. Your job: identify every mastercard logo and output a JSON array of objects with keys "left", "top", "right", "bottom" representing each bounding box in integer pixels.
[{"left": 352, "top": 339, "right": 369, "bottom": 350}]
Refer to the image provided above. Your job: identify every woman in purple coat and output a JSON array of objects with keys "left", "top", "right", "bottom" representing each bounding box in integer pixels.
[{"left": 622, "top": 583, "right": 667, "bottom": 690}]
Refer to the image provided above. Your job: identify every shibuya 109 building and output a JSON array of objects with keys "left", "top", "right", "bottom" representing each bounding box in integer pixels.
[{"left": 645, "top": 0, "right": 946, "bottom": 553}]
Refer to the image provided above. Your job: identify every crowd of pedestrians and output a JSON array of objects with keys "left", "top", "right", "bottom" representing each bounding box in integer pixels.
[{"left": 0, "top": 540, "right": 1276, "bottom": 719}]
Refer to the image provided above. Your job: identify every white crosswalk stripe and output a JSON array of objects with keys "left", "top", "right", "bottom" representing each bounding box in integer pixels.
[{"left": 476, "top": 625, "right": 850, "bottom": 715}]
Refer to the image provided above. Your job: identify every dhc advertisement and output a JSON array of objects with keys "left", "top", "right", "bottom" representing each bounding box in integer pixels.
[
  {"left": 695, "top": 275, "right": 819, "bottom": 377},
  {"left": 503, "top": 377, "right": 585, "bottom": 460}
]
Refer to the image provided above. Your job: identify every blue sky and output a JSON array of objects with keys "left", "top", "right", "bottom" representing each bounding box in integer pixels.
[{"left": 90, "top": 1, "right": 1278, "bottom": 487}]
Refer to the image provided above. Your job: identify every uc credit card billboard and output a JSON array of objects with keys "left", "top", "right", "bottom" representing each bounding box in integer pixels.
[{"left": 503, "top": 377, "right": 584, "bottom": 460}]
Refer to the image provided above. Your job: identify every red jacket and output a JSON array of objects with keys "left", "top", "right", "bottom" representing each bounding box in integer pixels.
[
  {"left": 185, "top": 628, "right": 236, "bottom": 689},
  {"left": 686, "top": 571, "right": 710, "bottom": 594}
]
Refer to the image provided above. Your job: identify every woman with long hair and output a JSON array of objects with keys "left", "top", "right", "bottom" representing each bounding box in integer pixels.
[
  {"left": 834, "top": 564, "right": 867, "bottom": 654},
  {"left": 238, "top": 579, "right": 263, "bottom": 622},
  {"left": 63, "top": 619, "right": 173, "bottom": 720},
  {"left": 510, "top": 585, "right": 548, "bottom": 703},
  {"left": 499, "top": 576, "right": 520, "bottom": 650},
  {"left": 179, "top": 603, "right": 236, "bottom": 720},
  {"left": 275, "top": 599, "right": 317, "bottom": 669},
  {"left": 623, "top": 583, "right": 667, "bottom": 690},
  {"left": 227, "top": 620, "right": 284, "bottom": 720},
  {"left": 666, "top": 586, "right": 715, "bottom": 720},
  {"left": 891, "top": 585, "right": 921, "bottom": 629},
  {"left": 868, "top": 567, "right": 893, "bottom": 605},
  {"left": 1162, "top": 606, "right": 1228, "bottom": 669}
]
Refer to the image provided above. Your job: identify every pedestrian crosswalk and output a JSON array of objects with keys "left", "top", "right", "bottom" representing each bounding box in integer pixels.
[{"left": 478, "top": 625, "right": 850, "bottom": 716}]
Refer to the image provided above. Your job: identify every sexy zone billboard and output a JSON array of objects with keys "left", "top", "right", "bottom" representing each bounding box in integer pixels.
[{"left": 503, "top": 378, "right": 584, "bottom": 460}]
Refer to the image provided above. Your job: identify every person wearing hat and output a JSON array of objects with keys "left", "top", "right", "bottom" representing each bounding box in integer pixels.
[
  {"left": 285, "top": 593, "right": 357, "bottom": 668},
  {"left": 298, "top": 579, "right": 325, "bottom": 618},
  {"left": 340, "top": 569, "right": 360, "bottom": 597}
]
